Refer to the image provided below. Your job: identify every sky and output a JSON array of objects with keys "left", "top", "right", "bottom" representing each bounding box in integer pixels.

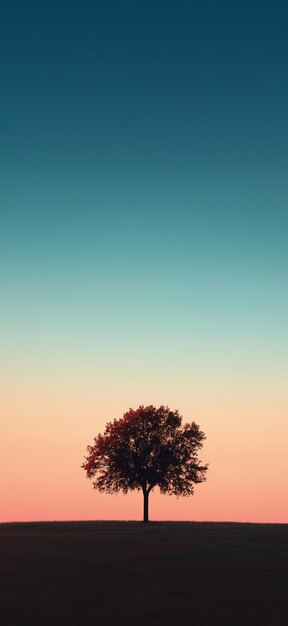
[{"left": 1, "top": 0, "right": 287, "bottom": 523}]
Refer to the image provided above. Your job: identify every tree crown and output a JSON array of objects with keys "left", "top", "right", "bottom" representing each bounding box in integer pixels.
[{"left": 82, "top": 405, "right": 208, "bottom": 496}]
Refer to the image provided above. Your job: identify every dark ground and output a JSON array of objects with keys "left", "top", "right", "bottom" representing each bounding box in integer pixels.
[{"left": 0, "top": 521, "right": 287, "bottom": 625}]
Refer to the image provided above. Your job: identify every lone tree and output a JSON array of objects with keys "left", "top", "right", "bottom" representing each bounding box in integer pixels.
[{"left": 82, "top": 405, "right": 208, "bottom": 522}]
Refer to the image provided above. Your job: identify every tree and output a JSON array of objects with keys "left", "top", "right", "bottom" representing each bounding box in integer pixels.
[{"left": 82, "top": 405, "right": 208, "bottom": 522}]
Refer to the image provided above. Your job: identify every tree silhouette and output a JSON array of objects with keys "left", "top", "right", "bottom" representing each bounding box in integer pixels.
[{"left": 82, "top": 405, "right": 208, "bottom": 522}]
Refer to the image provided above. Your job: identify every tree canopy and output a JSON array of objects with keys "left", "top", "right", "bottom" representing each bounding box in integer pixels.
[{"left": 82, "top": 405, "right": 208, "bottom": 521}]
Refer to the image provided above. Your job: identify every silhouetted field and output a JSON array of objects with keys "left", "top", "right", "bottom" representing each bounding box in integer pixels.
[{"left": 0, "top": 521, "right": 288, "bottom": 625}]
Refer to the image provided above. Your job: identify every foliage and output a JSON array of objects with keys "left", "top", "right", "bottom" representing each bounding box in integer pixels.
[{"left": 82, "top": 405, "right": 208, "bottom": 505}]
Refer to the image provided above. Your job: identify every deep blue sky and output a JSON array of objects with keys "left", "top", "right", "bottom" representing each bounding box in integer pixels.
[{"left": 1, "top": 0, "right": 287, "bottom": 382}]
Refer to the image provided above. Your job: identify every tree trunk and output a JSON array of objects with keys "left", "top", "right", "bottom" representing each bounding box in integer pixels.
[{"left": 143, "top": 489, "right": 149, "bottom": 523}]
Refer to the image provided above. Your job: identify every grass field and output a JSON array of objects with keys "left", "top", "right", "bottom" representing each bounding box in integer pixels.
[{"left": 0, "top": 521, "right": 288, "bottom": 625}]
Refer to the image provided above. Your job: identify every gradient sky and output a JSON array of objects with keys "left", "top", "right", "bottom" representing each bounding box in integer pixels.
[{"left": 1, "top": 0, "right": 287, "bottom": 522}]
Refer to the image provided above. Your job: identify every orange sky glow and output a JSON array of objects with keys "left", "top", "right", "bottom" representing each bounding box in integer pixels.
[{"left": 2, "top": 365, "right": 287, "bottom": 523}]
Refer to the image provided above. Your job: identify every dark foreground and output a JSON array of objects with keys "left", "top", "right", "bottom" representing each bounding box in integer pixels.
[{"left": 0, "top": 521, "right": 288, "bottom": 625}]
